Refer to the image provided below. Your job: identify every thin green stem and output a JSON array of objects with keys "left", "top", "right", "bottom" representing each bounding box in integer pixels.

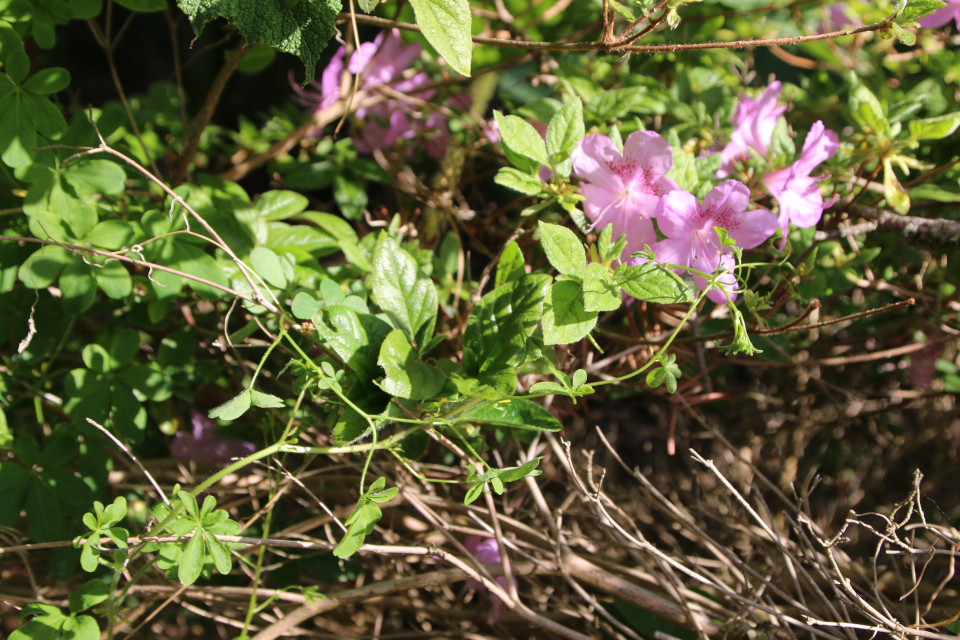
[{"left": 250, "top": 332, "right": 284, "bottom": 388}]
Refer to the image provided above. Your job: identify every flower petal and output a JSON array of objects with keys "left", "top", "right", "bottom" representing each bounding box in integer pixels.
[
  {"left": 622, "top": 131, "right": 675, "bottom": 188},
  {"left": 729, "top": 207, "right": 778, "bottom": 250},
  {"left": 572, "top": 134, "right": 622, "bottom": 190},
  {"left": 702, "top": 180, "right": 751, "bottom": 227},
  {"left": 655, "top": 189, "right": 702, "bottom": 239},
  {"left": 793, "top": 121, "right": 839, "bottom": 177}
]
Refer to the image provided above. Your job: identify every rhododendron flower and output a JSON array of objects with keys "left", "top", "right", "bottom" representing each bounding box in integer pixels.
[
  {"left": 919, "top": 0, "right": 960, "bottom": 29},
  {"left": 171, "top": 410, "right": 256, "bottom": 464},
  {"left": 572, "top": 131, "right": 679, "bottom": 257},
  {"left": 762, "top": 121, "right": 839, "bottom": 248},
  {"left": 464, "top": 535, "right": 516, "bottom": 625},
  {"left": 716, "top": 82, "right": 786, "bottom": 178},
  {"left": 652, "top": 180, "right": 777, "bottom": 304}
]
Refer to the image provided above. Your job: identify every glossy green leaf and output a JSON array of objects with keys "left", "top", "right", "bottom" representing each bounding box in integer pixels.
[
  {"left": 494, "top": 111, "right": 549, "bottom": 167},
  {"left": 408, "top": 0, "right": 472, "bottom": 77},
  {"left": 68, "top": 579, "right": 109, "bottom": 614},
  {"left": 539, "top": 222, "right": 585, "bottom": 279},
  {"left": 616, "top": 262, "right": 695, "bottom": 303},
  {"left": 464, "top": 398, "right": 561, "bottom": 431},
  {"left": 583, "top": 263, "right": 621, "bottom": 312},
  {"left": 496, "top": 241, "right": 526, "bottom": 288},
  {"left": 291, "top": 292, "right": 321, "bottom": 319},
  {"left": 315, "top": 305, "right": 393, "bottom": 381},
  {"left": 541, "top": 280, "right": 597, "bottom": 345},
  {"left": 369, "top": 234, "right": 437, "bottom": 348},
  {"left": 333, "top": 174, "right": 368, "bottom": 221},
  {"left": 178, "top": 0, "right": 340, "bottom": 83},
  {"left": 546, "top": 99, "right": 585, "bottom": 164},
  {"left": 377, "top": 329, "right": 446, "bottom": 400},
  {"left": 256, "top": 190, "right": 309, "bottom": 221},
  {"left": 494, "top": 167, "right": 542, "bottom": 194},
  {"left": 84, "top": 220, "right": 136, "bottom": 250}
]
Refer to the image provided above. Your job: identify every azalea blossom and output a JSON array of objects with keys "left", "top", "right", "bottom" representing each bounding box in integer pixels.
[
  {"left": 918, "top": 0, "right": 960, "bottom": 29},
  {"left": 652, "top": 180, "right": 777, "bottom": 303},
  {"left": 463, "top": 535, "right": 516, "bottom": 625},
  {"left": 171, "top": 410, "right": 256, "bottom": 464},
  {"left": 716, "top": 82, "right": 786, "bottom": 178},
  {"left": 572, "top": 131, "right": 679, "bottom": 257},
  {"left": 762, "top": 121, "right": 839, "bottom": 248},
  {"left": 293, "top": 29, "right": 457, "bottom": 161}
]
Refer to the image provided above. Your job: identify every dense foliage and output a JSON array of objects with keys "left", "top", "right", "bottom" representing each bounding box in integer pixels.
[{"left": 1, "top": 0, "right": 959, "bottom": 638}]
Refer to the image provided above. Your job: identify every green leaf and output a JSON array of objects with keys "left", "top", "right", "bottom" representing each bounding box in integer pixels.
[
  {"left": 94, "top": 260, "right": 133, "bottom": 299},
  {"left": 249, "top": 247, "right": 288, "bottom": 289},
  {"left": 68, "top": 579, "right": 109, "bottom": 614},
  {"left": 297, "top": 211, "right": 372, "bottom": 271},
  {"left": 849, "top": 84, "right": 889, "bottom": 136},
  {"left": 496, "top": 241, "right": 526, "bottom": 288},
  {"left": 178, "top": 528, "right": 205, "bottom": 585},
  {"left": 665, "top": 147, "right": 698, "bottom": 193},
  {"left": 115, "top": 0, "right": 167, "bottom": 10},
  {"left": 315, "top": 305, "right": 393, "bottom": 381},
  {"left": 118, "top": 365, "right": 172, "bottom": 402},
  {"left": 546, "top": 99, "right": 585, "bottom": 164},
  {"left": 496, "top": 456, "right": 542, "bottom": 483},
  {"left": 616, "top": 262, "right": 695, "bottom": 303},
  {"left": 60, "top": 259, "right": 97, "bottom": 314},
  {"left": 768, "top": 117, "right": 795, "bottom": 161},
  {"left": 202, "top": 529, "right": 233, "bottom": 575},
  {"left": 908, "top": 112, "right": 960, "bottom": 140},
  {"left": 462, "top": 274, "right": 550, "bottom": 386},
  {"left": 333, "top": 500, "right": 382, "bottom": 558},
  {"left": 541, "top": 280, "right": 597, "bottom": 345},
  {"left": 333, "top": 174, "right": 368, "bottom": 221},
  {"left": 583, "top": 263, "right": 621, "bottom": 312},
  {"left": 358, "top": 0, "right": 378, "bottom": 12},
  {"left": 84, "top": 220, "right": 136, "bottom": 250},
  {"left": 377, "top": 329, "right": 445, "bottom": 400},
  {"left": 255, "top": 190, "right": 309, "bottom": 221},
  {"left": 883, "top": 159, "right": 910, "bottom": 214},
  {"left": 177, "top": 0, "right": 340, "bottom": 83},
  {"left": 588, "top": 87, "right": 641, "bottom": 121},
  {"left": 494, "top": 111, "right": 549, "bottom": 167},
  {"left": 464, "top": 481, "right": 484, "bottom": 504},
  {"left": 291, "top": 292, "right": 321, "bottom": 320},
  {"left": 250, "top": 389, "right": 284, "bottom": 408},
  {"left": 890, "top": 21, "right": 915, "bottom": 45},
  {"left": 539, "top": 222, "right": 586, "bottom": 278},
  {"left": 408, "top": 0, "right": 472, "bottom": 77},
  {"left": 463, "top": 398, "right": 561, "bottom": 431},
  {"left": 528, "top": 381, "right": 569, "bottom": 395},
  {"left": 18, "top": 246, "right": 71, "bottom": 288},
  {"left": 208, "top": 390, "right": 252, "bottom": 421},
  {"left": 369, "top": 234, "right": 438, "bottom": 348},
  {"left": 900, "top": 0, "right": 946, "bottom": 21},
  {"left": 22, "top": 67, "right": 71, "bottom": 95},
  {"left": 494, "top": 167, "right": 542, "bottom": 194}
]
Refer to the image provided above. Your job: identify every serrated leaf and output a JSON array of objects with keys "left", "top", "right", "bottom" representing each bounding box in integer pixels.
[
  {"left": 177, "top": 0, "right": 340, "bottom": 83},
  {"left": 494, "top": 111, "right": 549, "bottom": 167},
  {"left": 541, "top": 280, "right": 597, "bottom": 345},
  {"left": 369, "top": 233, "right": 437, "bottom": 348},
  {"left": 539, "top": 222, "right": 586, "bottom": 278},
  {"left": 208, "top": 390, "right": 252, "bottom": 421},
  {"left": 616, "top": 262, "right": 695, "bottom": 303},
  {"left": 583, "top": 263, "right": 621, "bottom": 312},
  {"left": 377, "top": 329, "right": 445, "bottom": 400},
  {"left": 495, "top": 167, "right": 542, "bottom": 194},
  {"left": 408, "top": 0, "right": 472, "bottom": 77},
  {"left": 546, "top": 99, "right": 585, "bottom": 164}
]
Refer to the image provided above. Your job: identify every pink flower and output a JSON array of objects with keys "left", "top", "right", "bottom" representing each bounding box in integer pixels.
[
  {"left": 762, "top": 121, "right": 839, "bottom": 248},
  {"left": 716, "top": 82, "right": 787, "bottom": 178},
  {"left": 919, "top": 0, "right": 960, "bottom": 29},
  {"left": 572, "top": 131, "right": 679, "bottom": 258},
  {"left": 652, "top": 180, "right": 777, "bottom": 304},
  {"left": 171, "top": 410, "right": 256, "bottom": 464},
  {"left": 464, "top": 535, "right": 516, "bottom": 625}
]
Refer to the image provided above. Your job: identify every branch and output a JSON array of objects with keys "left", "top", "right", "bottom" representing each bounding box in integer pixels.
[
  {"left": 336, "top": 12, "right": 892, "bottom": 53},
  {"left": 842, "top": 203, "right": 960, "bottom": 250}
]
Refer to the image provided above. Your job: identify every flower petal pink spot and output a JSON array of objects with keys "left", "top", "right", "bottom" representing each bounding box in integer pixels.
[
  {"left": 464, "top": 535, "right": 516, "bottom": 625},
  {"left": 716, "top": 82, "right": 787, "bottom": 178},
  {"left": 652, "top": 180, "right": 777, "bottom": 304},
  {"left": 572, "top": 131, "right": 679, "bottom": 257},
  {"left": 171, "top": 410, "right": 256, "bottom": 464},
  {"left": 761, "top": 121, "right": 839, "bottom": 248}
]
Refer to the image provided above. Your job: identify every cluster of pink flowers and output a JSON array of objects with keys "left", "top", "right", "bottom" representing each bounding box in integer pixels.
[
  {"left": 293, "top": 29, "right": 454, "bottom": 161},
  {"left": 570, "top": 80, "right": 839, "bottom": 302}
]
